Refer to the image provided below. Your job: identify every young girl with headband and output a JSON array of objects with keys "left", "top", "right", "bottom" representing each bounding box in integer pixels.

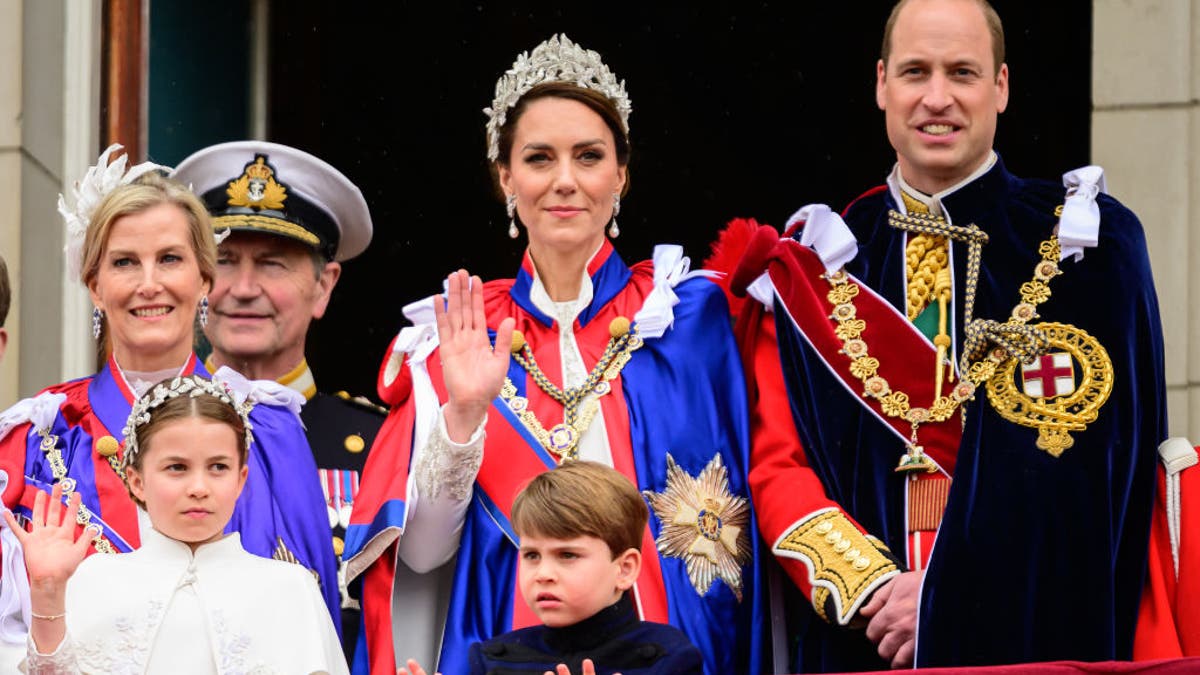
[{"left": 5, "top": 375, "right": 348, "bottom": 674}]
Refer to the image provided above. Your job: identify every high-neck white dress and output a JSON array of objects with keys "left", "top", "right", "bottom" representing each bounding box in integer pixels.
[{"left": 24, "top": 527, "right": 348, "bottom": 675}]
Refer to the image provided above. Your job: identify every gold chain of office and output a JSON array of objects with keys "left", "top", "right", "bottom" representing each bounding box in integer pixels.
[
  {"left": 824, "top": 231, "right": 1063, "bottom": 473},
  {"left": 500, "top": 317, "right": 642, "bottom": 462},
  {"left": 33, "top": 427, "right": 118, "bottom": 554}
]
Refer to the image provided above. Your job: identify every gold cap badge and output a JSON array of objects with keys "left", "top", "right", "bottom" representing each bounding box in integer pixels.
[{"left": 226, "top": 155, "right": 287, "bottom": 210}]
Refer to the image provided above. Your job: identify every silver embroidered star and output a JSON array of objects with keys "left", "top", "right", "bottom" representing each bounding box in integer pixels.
[{"left": 644, "top": 454, "right": 751, "bottom": 601}]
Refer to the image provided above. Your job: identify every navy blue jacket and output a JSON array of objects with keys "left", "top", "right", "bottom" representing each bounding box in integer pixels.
[{"left": 468, "top": 593, "right": 703, "bottom": 675}]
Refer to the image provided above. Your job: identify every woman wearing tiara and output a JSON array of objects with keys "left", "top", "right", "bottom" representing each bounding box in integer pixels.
[
  {"left": 346, "top": 35, "right": 764, "bottom": 675},
  {"left": 0, "top": 152, "right": 341, "bottom": 667}
]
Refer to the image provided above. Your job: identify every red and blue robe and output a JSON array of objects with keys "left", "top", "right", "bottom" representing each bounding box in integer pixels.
[
  {"left": 346, "top": 241, "right": 765, "bottom": 675},
  {"left": 0, "top": 355, "right": 341, "bottom": 636},
  {"left": 729, "top": 158, "right": 1165, "bottom": 671}
]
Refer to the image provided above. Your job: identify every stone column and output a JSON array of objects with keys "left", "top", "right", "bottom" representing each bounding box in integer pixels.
[
  {"left": 0, "top": 0, "right": 100, "bottom": 405},
  {"left": 1092, "top": 0, "right": 1198, "bottom": 438}
]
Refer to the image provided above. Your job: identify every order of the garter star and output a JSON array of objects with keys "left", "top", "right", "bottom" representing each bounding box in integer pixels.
[{"left": 644, "top": 454, "right": 752, "bottom": 602}]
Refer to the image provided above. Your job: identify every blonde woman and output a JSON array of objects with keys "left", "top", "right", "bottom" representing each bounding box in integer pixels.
[{"left": 0, "top": 148, "right": 341, "bottom": 663}]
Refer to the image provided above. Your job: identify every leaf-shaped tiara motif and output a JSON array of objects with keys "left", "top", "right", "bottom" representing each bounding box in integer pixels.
[
  {"left": 121, "top": 375, "right": 254, "bottom": 471},
  {"left": 484, "top": 34, "right": 631, "bottom": 162}
]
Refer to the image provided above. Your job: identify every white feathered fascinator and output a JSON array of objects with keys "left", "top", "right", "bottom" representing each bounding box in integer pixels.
[{"left": 58, "top": 144, "right": 169, "bottom": 281}]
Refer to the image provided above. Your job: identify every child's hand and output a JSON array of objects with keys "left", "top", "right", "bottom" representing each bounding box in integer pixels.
[
  {"left": 398, "top": 658, "right": 441, "bottom": 675},
  {"left": 544, "top": 659, "right": 619, "bottom": 675},
  {"left": 2, "top": 483, "right": 96, "bottom": 588}
]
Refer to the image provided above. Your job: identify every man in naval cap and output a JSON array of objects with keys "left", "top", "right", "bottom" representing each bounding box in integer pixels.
[{"left": 173, "top": 141, "right": 384, "bottom": 662}]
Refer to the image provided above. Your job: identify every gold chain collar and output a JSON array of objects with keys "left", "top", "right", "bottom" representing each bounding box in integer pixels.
[
  {"left": 824, "top": 234, "right": 1063, "bottom": 474},
  {"left": 499, "top": 317, "right": 643, "bottom": 462},
  {"left": 34, "top": 427, "right": 118, "bottom": 554}
]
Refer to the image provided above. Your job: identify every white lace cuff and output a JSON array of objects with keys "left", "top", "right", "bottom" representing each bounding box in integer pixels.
[
  {"left": 23, "top": 631, "right": 77, "bottom": 674},
  {"left": 414, "top": 408, "right": 485, "bottom": 501}
]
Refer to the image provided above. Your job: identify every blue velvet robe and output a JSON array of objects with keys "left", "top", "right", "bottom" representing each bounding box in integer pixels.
[{"left": 771, "top": 158, "right": 1165, "bottom": 669}]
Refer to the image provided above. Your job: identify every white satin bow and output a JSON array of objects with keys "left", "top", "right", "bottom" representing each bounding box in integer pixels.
[
  {"left": 786, "top": 203, "right": 859, "bottom": 273},
  {"left": 633, "top": 245, "right": 717, "bottom": 339},
  {"left": 1059, "top": 165, "right": 1107, "bottom": 262}
]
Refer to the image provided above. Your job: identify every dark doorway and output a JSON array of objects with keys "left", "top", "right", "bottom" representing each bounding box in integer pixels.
[{"left": 265, "top": 1, "right": 1091, "bottom": 401}]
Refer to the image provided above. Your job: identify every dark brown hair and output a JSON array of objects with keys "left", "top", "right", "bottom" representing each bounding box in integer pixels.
[
  {"left": 881, "top": 0, "right": 1005, "bottom": 76},
  {"left": 511, "top": 461, "right": 648, "bottom": 559},
  {"left": 124, "top": 381, "right": 249, "bottom": 509},
  {"left": 491, "top": 82, "right": 632, "bottom": 198}
]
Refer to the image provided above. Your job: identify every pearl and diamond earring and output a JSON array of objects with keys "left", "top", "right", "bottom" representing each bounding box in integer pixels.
[
  {"left": 608, "top": 193, "right": 621, "bottom": 238},
  {"left": 506, "top": 194, "right": 519, "bottom": 239}
]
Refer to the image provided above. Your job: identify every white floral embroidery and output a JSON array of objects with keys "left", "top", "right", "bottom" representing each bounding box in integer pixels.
[
  {"left": 27, "top": 602, "right": 162, "bottom": 674},
  {"left": 212, "top": 609, "right": 277, "bottom": 674}
]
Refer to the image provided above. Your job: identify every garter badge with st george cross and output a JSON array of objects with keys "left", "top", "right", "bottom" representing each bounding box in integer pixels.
[
  {"left": 644, "top": 453, "right": 752, "bottom": 601},
  {"left": 986, "top": 322, "right": 1114, "bottom": 457}
]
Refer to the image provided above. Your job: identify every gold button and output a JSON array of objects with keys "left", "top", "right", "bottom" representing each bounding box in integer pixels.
[
  {"left": 825, "top": 531, "right": 843, "bottom": 544},
  {"left": 815, "top": 521, "right": 833, "bottom": 534},
  {"left": 344, "top": 434, "right": 365, "bottom": 453},
  {"left": 332, "top": 536, "right": 345, "bottom": 557},
  {"left": 609, "top": 316, "right": 631, "bottom": 338},
  {"left": 511, "top": 330, "right": 527, "bottom": 354},
  {"left": 844, "top": 548, "right": 861, "bottom": 561},
  {"left": 834, "top": 540, "right": 851, "bottom": 553},
  {"left": 853, "top": 556, "right": 870, "bottom": 571},
  {"left": 96, "top": 436, "right": 119, "bottom": 457}
]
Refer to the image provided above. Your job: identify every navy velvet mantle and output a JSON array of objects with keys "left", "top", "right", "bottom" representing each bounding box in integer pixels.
[{"left": 774, "top": 157, "right": 1165, "bottom": 670}]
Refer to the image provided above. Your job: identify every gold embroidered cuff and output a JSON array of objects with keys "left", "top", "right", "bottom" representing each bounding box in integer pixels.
[{"left": 773, "top": 509, "right": 899, "bottom": 625}]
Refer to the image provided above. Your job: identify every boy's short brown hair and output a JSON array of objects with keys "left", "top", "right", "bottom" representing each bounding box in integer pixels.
[{"left": 511, "top": 461, "right": 648, "bottom": 559}]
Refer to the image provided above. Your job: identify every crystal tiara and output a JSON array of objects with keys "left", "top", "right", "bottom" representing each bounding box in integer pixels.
[{"left": 483, "top": 34, "right": 632, "bottom": 162}]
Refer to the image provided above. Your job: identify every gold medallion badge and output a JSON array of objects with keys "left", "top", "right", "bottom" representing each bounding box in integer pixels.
[
  {"left": 985, "top": 321, "right": 1113, "bottom": 456},
  {"left": 226, "top": 155, "right": 288, "bottom": 210},
  {"left": 643, "top": 454, "right": 751, "bottom": 601}
]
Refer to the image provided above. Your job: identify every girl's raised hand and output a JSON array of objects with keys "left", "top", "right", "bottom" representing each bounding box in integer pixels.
[{"left": 2, "top": 483, "right": 96, "bottom": 588}]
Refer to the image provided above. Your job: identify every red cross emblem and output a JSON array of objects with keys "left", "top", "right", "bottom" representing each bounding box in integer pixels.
[{"left": 1021, "top": 352, "right": 1076, "bottom": 399}]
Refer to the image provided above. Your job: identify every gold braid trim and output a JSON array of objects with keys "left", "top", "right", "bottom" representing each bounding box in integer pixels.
[
  {"left": 773, "top": 509, "right": 898, "bottom": 625},
  {"left": 212, "top": 214, "right": 321, "bottom": 247}
]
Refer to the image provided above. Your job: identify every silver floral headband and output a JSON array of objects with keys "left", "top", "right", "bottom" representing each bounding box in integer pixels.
[
  {"left": 121, "top": 375, "right": 254, "bottom": 471},
  {"left": 483, "top": 34, "right": 632, "bottom": 162}
]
